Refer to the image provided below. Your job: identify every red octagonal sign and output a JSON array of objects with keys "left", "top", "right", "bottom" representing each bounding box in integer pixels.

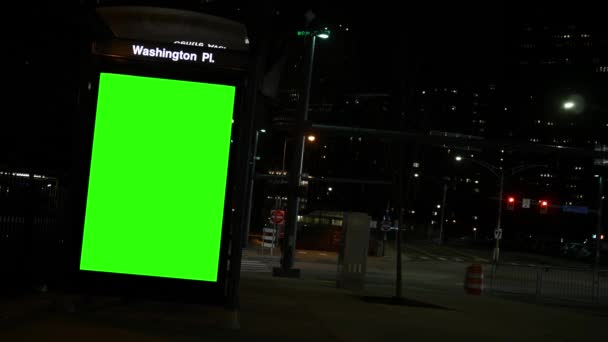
[{"left": 270, "top": 210, "right": 285, "bottom": 225}]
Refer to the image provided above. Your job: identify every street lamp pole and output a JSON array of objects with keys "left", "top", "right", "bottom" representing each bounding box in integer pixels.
[
  {"left": 275, "top": 34, "right": 317, "bottom": 277},
  {"left": 282, "top": 138, "right": 288, "bottom": 173},
  {"left": 243, "top": 129, "right": 263, "bottom": 248}
]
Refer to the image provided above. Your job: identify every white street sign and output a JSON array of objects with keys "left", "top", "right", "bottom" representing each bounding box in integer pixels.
[{"left": 494, "top": 228, "right": 503, "bottom": 240}]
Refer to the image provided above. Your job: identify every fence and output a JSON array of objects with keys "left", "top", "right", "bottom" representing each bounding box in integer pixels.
[
  {"left": 489, "top": 263, "right": 608, "bottom": 304},
  {"left": 0, "top": 171, "right": 65, "bottom": 288}
]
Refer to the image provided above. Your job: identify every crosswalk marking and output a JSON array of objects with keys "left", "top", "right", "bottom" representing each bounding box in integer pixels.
[
  {"left": 241, "top": 260, "right": 270, "bottom": 273},
  {"left": 407, "top": 255, "right": 484, "bottom": 263}
]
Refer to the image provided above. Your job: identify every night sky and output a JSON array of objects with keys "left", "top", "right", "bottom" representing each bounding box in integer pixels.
[{"left": 3, "top": 1, "right": 607, "bottom": 240}]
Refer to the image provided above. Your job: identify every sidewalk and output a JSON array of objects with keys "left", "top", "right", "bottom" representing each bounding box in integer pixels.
[{"left": 1, "top": 270, "right": 605, "bottom": 341}]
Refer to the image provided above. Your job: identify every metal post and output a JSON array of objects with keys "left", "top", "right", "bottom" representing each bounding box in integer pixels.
[
  {"left": 494, "top": 171, "right": 505, "bottom": 264},
  {"left": 438, "top": 183, "right": 448, "bottom": 245},
  {"left": 596, "top": 176, "right": 603, "bottom": 269},
  {"left": 594, "top": 176, "right": 603, "bottom": 301},
  {"left": 243, "top": 130, "right": 260, "bottom": 248},
  {"left": 395, "top": 144, "right": 404, "bottom": 299},
  {"left": 282, "top": 138, "right": 288, "bottom": 173},
  {"left": 226, "top": 1, "right": 273, "bottom": 318},
  {"left": 382, "top": 231, "right": 387, "bottom": 257},
  {"left": 275, "top": 34, "right": 316, "bottom": 277},
  {"left": 535, "top": 267, "right": 544, "bottom": 299}
]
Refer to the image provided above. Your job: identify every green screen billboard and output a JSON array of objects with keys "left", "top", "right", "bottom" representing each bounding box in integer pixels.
[{"left": 79, "top": 72, "right": 235, "bottom": 282}]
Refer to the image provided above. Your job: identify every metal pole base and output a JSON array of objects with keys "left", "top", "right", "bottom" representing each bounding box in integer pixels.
[
  {"left": 228, "top": 310, "right": 240, "bottom": 330},
  {"left": 272, "top": 267, "right": 301, "bottom": 278},
  {"left": 492, "top": 247, "right": 500, "bottom": 263}
]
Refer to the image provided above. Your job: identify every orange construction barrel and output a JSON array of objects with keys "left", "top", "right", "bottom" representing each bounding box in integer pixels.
[{"left": 464, "top": 263, "right": 484, "bottom": 295}]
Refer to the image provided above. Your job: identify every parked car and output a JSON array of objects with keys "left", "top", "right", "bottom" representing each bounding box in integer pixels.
[
  {"left": 560, "top": 242, "right": 584, "bottom": 258},
  {"left": 575, "top": 245, "right": 595, "bottom": 261}
]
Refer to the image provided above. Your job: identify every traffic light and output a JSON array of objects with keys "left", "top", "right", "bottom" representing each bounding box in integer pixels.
[
  {"left": 539, "top": 200, "right": 548, "bottom": 214},
  {"left": 506, "top": 196, "right": 515, "bottom": 210}
]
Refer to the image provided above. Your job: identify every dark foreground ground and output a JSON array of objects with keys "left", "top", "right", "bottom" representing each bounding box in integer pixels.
[{"left": 2, "top": 258, "right": 606, "bottom": 342}]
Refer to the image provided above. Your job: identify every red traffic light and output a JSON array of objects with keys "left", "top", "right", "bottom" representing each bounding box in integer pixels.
[
  {"left": 506, "top": 196, "right": 516, "bottom": 210},
  {"left": 540, "top": 200, "right": 548, "bottom": 207}
]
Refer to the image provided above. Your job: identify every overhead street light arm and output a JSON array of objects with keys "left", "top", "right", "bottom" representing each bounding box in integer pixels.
[
  {"left": 508, "top": 164, "right": 549, "bottom": 176},
  {"left": 457, "top": 156, "right": 501, "bottom": 177},
  {"left": 311, "top": 124, "right": 608, "bottom": 159}
]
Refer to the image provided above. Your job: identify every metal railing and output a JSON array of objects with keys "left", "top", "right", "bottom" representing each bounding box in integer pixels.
[
  {"left": 599, "top": 271, "right": 608, "bottom": 301},
  {"left": 489, "top": 263, "right": 608, "bottom": 304}
]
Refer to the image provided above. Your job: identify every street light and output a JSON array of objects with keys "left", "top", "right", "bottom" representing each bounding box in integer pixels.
[
  {"left": 454, "top": 155, "right": 547, "bottom": 265},
  {"left": 315, "top": 27, "right": 331, "bottom": 40},
  {"left": 282, "top": 135, "right": 316, "bottom": 173},
  {"left": 562, "top": 94, "right": 585, "bottom": 114},
  {"left": 276, "top": 27, "right": 329, "bottom": 277}
]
